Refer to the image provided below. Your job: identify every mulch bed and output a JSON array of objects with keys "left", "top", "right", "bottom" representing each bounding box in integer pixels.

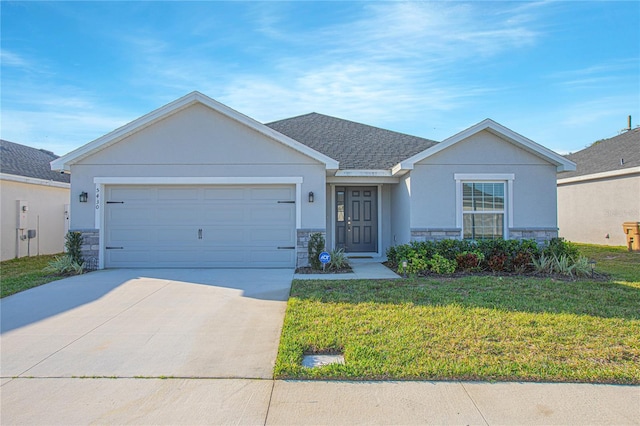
[{"left": 295, "top": 266, "right": 353, "bottom": 274}]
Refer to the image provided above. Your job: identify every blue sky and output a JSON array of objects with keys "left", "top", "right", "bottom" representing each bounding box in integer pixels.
[{"left": 1, "top": 1, "right": 638, "bottom": 157}]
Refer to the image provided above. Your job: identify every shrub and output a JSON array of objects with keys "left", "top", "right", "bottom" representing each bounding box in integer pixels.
[
  {"left": 573, "top": 256, "right": 593, "bottom": 277},
  {"left": 429, "top": 254, "right": 456, "bottom": 274},
  {"left": 65, "top": 231, "right": 84, "bottom": 265},
  {"left": 328, "top": 248, "right": 349, "bottom": 271},
  {"left": 308, "top": 233, "right": 325, "bottom": 270},
  {"left": 512, "top": 251, "right": 533, "bottom": 273},
  {"left": 455, "top": 251, "right": 484, "bottom": 271},
  {"left": 44, "top": 255, "right": 84, "bottom": 276},
  {"left": 543, "top": 238, "right": 579, "bottom": 262},
  {"left": 532, "top": 253, "right": 553, "bottom": 274},
  {"left": 487, "top": 253, "right": 508, "bottom": 272}
]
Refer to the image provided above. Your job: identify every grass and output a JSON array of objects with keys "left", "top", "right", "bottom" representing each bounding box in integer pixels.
[
  {"left": 275, "top": 245, "right": 640, "bottom": 384},
  {"left": 0, "top": 254, "right": 65, "bottom": 298}
]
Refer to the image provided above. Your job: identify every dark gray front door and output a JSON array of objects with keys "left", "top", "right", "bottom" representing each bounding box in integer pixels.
[{"left": 335, "top": 186, "right": 378, "bottom": 252}]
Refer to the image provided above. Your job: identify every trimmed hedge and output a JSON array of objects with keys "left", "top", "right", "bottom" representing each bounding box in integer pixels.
[{"left": 387, "top": 238, "right": 581, "bottom": 276}]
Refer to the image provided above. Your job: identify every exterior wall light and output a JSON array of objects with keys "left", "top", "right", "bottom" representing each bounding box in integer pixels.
[
  {"left": 79, "top": 192, "right": 88, "bottom": 203},
  {"left": 308, "top": 191, "right": 314, "bottom": 203}
]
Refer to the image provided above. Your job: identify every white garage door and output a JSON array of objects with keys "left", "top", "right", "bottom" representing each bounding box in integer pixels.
[{"left": 104, "top": 185, "right": 296, "bottom": 268}]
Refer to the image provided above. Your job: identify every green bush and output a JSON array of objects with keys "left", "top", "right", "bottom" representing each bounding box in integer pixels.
[
  {"left": 308, "top": 233, "right": 325, "bottom": 270},
  {"left": 428, "top": 254, "right": 456, "bottom": 274},
  {"left": 542, "top": 238, "right": 579, "bottom": 262},
  {"left": 43, "top": 255, "right": 84, "bottom": 276},
  {"left": 65, "top": 231, "right": 84, "bottom": 265},
  {"left": 328, "top": 248, "right": 349, "bottom": 271}
]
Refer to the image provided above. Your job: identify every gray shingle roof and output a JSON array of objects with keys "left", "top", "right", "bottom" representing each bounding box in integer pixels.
[
  {"left": 0, "top": 139, "right": 70, "bottom": 183},
  {"left": 266, "top": 113, "right": 438, "bottom": 169},
  {"left": 558, "top": 128, "right": 640, "bottom": 179}
]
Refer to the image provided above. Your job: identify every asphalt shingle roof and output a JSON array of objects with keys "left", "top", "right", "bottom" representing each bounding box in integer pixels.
[
  {"left": 266, "top": 113, "right": 438, "bottom": 170},
  {"left": 0, "top": 139, "right": 70, "bottom": 183},
  {"left": 558, "top": 128, "right": 640, "bottom": 179}
]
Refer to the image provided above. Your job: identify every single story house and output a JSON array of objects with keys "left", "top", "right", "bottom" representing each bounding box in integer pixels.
[
  {"left": 558, "top": 126, "right": 640, "bottom": 247},
  {"left": 1, "top": 140, "right": 71, "bottom": 261},
  {"left": 50, "top": 91, "right": 575, "bottom": 269}
]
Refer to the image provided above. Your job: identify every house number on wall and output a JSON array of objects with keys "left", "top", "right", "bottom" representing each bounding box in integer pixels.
[{"left": 95, "top": 186, "right": 100, "bottom": 210}]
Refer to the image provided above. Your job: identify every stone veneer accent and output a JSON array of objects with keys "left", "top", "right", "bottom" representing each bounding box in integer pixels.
[
  {"left": 73, "top": 229, "right": 99, "bottom": 270},
  {"left": 509, "top": 228, "right": 558, "bottom": 244},
  {"left": 411, "top": 228, "right": 462, "bottom": 242},
  {"left": 296, "top": 228, "right": 326, "bottom": 268},
  {"left": 411, "top": 227, "right": 558, "bottom": 245}
]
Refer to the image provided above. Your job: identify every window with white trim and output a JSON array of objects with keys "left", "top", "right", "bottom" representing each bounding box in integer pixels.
[{"left": 462, "top": 182, "right": 505, "bottom": 240}]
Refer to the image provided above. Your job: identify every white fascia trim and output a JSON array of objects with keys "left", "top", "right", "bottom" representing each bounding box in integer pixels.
[
  {"left": 394, "top": 119, "right": 576, "bottom": 173},
  {"left": 334, "top": 169, "right": 392, "bottom": 177},
  {"left": 327, "top": 176, "right": 399, "bottom": 184},
  {"left": 557, "top": 167, "right": 640, "bottom": 185},
  {"left": 93, "top": 177, "right": 304, "bottom": 185},
  {"left": 51, "top": 91, "right": 339, "bottom": 172},
  {"left": 0, "top": 173, "right": 70, "bottom": 189}
]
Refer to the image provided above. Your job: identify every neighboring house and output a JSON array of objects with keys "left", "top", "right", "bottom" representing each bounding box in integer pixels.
[
  {"left": 557, "top": 127, "right": 640, "bottom": 247},
  {"left": 1, "top": 140, "right": 70, "bottom": 261},
  {"left": 50, "top": 91, "right": 574, "bottom": 269}
]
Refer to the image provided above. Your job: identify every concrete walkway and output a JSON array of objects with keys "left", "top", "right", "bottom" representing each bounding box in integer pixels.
[
  {"left": 2, "top": 378, "right": 638, "bottom": 424},
  {"left": 2, "top": 267, "right": 639, "bottom": 425},
  {"left": 294, "top": 259, "right": 401, "bottom": 280}
]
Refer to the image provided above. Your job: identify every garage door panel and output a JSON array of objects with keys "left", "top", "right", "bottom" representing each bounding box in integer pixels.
[
  {"left": 108, "top": 207, "right": 151, "bottom": 224},
  {"left": 250, "top": 187, "right": 294, "bottom": 200},
  {"left": 104, "top": 185, "right": 296, "bottom": 268},
  {"left": 202, "top": 206, "right": 246, "bottom": 222},
  {"left": 107, "top": 228, "right": 151, "bottom": 242},
  {"left": 251, "top": 227, "right": 295, "bottom": 243},
  {"left": 155, "top": 207, "right": 201, "bottom": 224},
  {"left": 252, "top": 205, "right": 295, "bottom": 222},
  {"left": 157, "top": 188, "right": 199, "bottom": 200},
  {"left": 203, "top": 188, "right": 245, "bottom": 200},
  {"left": 109, "top": 188, "right": 154, "bottom": 201}
]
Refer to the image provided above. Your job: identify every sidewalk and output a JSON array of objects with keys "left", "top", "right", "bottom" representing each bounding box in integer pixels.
[
  {"left": 2, "top": 377, "right": 638, "bottom": 424},
  {"left": 294, "top": 259, "right": 401, "bottom": 280}
]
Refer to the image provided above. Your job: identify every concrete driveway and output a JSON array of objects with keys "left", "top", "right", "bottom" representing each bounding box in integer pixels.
[{"left": 1, "top": 268, "right": 293, "bottom": 379}]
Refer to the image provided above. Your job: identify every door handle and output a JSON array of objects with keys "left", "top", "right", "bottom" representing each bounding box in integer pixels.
[{"left": 198, "top": 229, "right": 203, "bottom": 239}]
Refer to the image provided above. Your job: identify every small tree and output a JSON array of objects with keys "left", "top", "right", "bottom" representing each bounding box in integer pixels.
[
  {"left": 65, "top": 231, "right": 84, "bottom": 266},
  {"left": 307, "top": 233, "right": 325, "bottom": 270}
]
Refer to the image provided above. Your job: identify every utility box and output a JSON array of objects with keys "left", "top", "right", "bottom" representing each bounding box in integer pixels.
[{"left": 622, "top": 222, "right": 640, "bottom": 252}]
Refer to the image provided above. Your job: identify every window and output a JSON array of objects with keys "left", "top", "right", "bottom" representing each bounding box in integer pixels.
[
  {"left": 455, "top": 174, "right": 513, "bottom": 240},
  {"left": 462, "top": 182, "right": 504, "bottom": 240}
]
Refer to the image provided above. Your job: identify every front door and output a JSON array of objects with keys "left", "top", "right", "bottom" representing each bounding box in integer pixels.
[{"left": 335, "top": 186, "right": 378, "bottom": 253}]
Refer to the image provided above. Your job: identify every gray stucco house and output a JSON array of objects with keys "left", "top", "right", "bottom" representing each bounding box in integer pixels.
[
  {"left": 51, "top": 91, "right": 575, "bottom": 269},
  {"left": 558, "top": 126, "right": 639, "bottom": 247}
]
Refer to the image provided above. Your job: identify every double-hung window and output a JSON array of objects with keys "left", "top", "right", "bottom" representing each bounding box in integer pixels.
[
  {"left": 455, "top": 174, "right": 514, "bottom": 240},
  {"left": 462, "top": 182, "right": 504, "bottom": 239}
]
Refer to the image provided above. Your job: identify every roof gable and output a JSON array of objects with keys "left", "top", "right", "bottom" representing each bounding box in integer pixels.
[
  {"left": 559, "top": 127, "right": 640, "bottom": 178},
  {"left": 395, "top": 119, "right": 576, "bottom": 174},
  {"left": 1, "top": 139, "right": 70, "bottom": 183},
  {"left": 50, "top": 92, "right": 338, "bottom": 172},
  {"left": 266, "top": 113, "right": 437, "bottom": 170}
]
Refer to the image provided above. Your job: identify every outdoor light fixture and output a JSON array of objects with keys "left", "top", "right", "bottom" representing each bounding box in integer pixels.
[
  {"left": 402, "top": 260, "right": 408, "bottom": 278},
  {"left": 308, "top": 191, "right": 314, "bottom": 203},
  {"left": 589, "top": 260, "right": 596, "bottom": 278},
  {"left": 79, "top": 192, "right": 88, "bottom": 203}
]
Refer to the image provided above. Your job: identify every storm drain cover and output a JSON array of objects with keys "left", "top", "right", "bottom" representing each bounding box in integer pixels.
[{"left": 302, "top": 354, "right": 345, "bottom": 368}]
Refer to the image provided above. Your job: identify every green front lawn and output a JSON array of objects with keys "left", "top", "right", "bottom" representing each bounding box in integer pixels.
[
  {"left": 0, "top": 254, "right": 64, "bottom": 298},
  {"left": 275, "top": 245, "right": 640, "bottom": 383}
]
